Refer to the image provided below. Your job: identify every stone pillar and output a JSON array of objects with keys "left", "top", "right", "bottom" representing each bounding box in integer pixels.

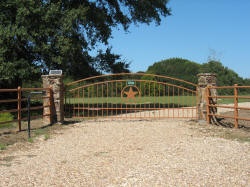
[
  {"left": 197, "top": 73, "right": 217, "bottom": 121},
  {"left": 42, "top": 75, "right": 64, "bottom": 124}
]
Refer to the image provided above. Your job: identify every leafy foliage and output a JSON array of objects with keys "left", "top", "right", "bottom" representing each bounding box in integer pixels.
[
  {"left": 0, "top": 112, "right": 14, "bottom": 129},
  {"left": 147, "top": 58, "right": 200, "bottom": 84},
  {"left": 0, "top": 0, "right": 171, "bottom": 87},
  {"left": 146, "top": 58, "right": 249, "bottom": 88},
  {"left": 199, "top": 61, "right": 247, "bottom": 86}
]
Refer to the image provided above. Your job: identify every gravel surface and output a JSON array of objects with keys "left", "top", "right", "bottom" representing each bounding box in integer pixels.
[{"left": 0, "top": 118, "right": 249, "bottom": 186}]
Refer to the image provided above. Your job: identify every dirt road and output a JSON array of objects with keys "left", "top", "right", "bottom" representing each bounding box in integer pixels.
[{"left": 0, "top": 118, "right": 249, "bottom": 186}]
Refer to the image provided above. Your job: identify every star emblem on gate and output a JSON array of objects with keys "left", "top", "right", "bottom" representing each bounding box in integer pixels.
[
  {"left": 124, "top": 87, "right": 138, "bottom": 98},
  {"left": 121, "top": 86, "right": 141, "bottom": 100}
]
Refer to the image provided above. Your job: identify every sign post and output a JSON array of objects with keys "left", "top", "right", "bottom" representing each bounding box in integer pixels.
[{"left": 27, "top": 91, "right": 45, "bottom": 139}]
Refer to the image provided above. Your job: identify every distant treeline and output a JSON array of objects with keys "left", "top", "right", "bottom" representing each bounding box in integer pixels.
[
  {"left": 146, "top": 58, "right": 249, "bottom": 86},
  {"left": 145, "top": 58, "right": 250, "bottom": 95}
]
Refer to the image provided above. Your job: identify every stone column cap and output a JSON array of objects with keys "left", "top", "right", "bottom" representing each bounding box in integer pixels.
[
  {"left": 197, "top": 73, "right": 217, "bottom": 86},
  {"left": 197, "top": 73, "right": 217, "bottom": 77},
  {"left": 42, "top": 74, "right": 63, "bottom": 78}
]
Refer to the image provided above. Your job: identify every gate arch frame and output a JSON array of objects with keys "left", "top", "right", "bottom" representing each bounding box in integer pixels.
[{"left": 65, "top": 73, "right": 198, "bottom": 119}]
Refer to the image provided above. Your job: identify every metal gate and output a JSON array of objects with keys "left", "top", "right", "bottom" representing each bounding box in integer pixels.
[{"left": 65, "top": 73, "right": 198, "bottom": 119}]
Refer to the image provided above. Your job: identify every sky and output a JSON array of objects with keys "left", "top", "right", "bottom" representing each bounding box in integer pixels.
[{"left": 108, "top": 0, "right": 250, "bottom": 78}]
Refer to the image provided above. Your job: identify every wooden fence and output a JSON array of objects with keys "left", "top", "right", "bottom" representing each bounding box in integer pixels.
[
  {"left": 0, "top": 87, "right": 52, "bottom": 131},
  {"left": 206, "top": 84, "right": 250, "bottom": 128}
]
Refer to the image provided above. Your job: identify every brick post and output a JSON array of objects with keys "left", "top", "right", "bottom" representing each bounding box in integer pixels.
[
  {"left": 197, "top": 73, "right": 217, "bottom": 121},
  {"left": 42, "top": 74, "right": 64, "bottom": 124}
]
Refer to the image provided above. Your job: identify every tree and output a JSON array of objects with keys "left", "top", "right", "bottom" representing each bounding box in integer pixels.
[
  {"left": 0, "top": 0, "right": 171, "bottom": 87},
  {"left": 147, "top": 58, "right": 200, "bottom": 83},
  {"left": 94, "top": 48, "right": 130, "bottom": 74},
  {"left": 199, "top": 61, "right": 244, "bottom": 86},
  {"left": 146, "top": 58, "right": 248, "bottom": 94}
]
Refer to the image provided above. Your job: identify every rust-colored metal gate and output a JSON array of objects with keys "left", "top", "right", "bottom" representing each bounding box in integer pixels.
[{"left": 65, "top": 73, "right": 198, "bottom": 119}]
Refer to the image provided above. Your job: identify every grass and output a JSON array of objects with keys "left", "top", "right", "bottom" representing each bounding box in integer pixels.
[
  {"left": 34, "top": 128, "right": 47, "bottom": 136},
  {"left": 0, "top": 143, "right": 7, "bottom": 150},
  {"left": 0, "top": 112, "right": 15, "bottom": 129},
  {"left": 221, "top": 131, "right": 250, "bottom": 142},
  {"left": 188, "top": 121, "right": 250, "bottom": 143},
  {"left": 10, "top": 126, "right": 52, "bottom": 144},
  {"left": 0, "top": 123, "right": 15, "bottom": 129},
  {"left": 217, "top": 97, "right": 250, "bottom": 104},
  {"left": 44, "top": 134, "right": 50, "bottom": 140},
  {"left": 66, "top": 95, "right": 250, "bottom": 107},
  {"left": 66, "top": 95, "right": 197, "bottom": 107},
  {"left": 32, "top": 128, "right": 51, "bottom": 141},
  {"left": 28, "top": 138, "right": 34, "bottom": 143}
]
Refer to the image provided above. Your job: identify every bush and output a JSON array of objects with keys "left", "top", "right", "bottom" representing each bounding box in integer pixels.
[{"left": 0, "top": 112, "right": 14, "bottom": 129}]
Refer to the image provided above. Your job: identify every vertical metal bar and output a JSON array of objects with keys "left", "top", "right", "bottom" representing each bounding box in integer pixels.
[
  {"left": 172, "top": 86, "right": 175, "bottom": 118},
  {"left": 168, "top": 86, "right": 170, "bottom": 117},
  {"left": 49, "top": 86, "right": 53, "bottom": 124},
  {"left": 115, "top": 81, "right": 118, "bottom": 117},
  {"left": 194, "top": 90, "right": 197, "bottom": 119},
  {"left": 148, "top": 82, "right": 151, "bottom": 118},
  {"left": 87, "top": 87, "right": 90, "bottom": 118},
  {"left": 153, "top": 82, "right": 156, "bottom": 118},
  {"left": 164, "top": 84, "right": 167, "bottom": 118},
  {"left": 125, "top": 90, "right": 128, "bottom": 119},
  {"left": 143, "top": 82, "right": 146, "bottom": 118},
  {"left": 121, "top": 82, "right": 123, "bottom": 117},
  {"left": 91, "top": 86, "right": 93, "bottom": 117},
  {"left": 96, "top": 84, "right": 99, "bottom": 118},
  {"left": 133, "top": 83, "right": 135, "bottom": 118},
  {"left": 139, "top": 81, "right": 142, "bottom": 118},
  {"left": 93, "top": 85, "right": 95, "bottom": 117},
  {"left": 181, "top": 88, "right": 187, "bottom": 117},
  {"left": 196, "top": 87, "right": 198, "bottom": 120},
  {"left": 189, "top": 90, "right": 192, "bottom": 118},
  {"left": 17, "top": 86, "right": 22, "bottom": 131},
  {"left": 177, "top": 88, "right": 180, "bottom": 118},
  {"left": 27, "top": 94, "right": 31, "bottom": 138},
  {"left": 102, "top": 84, "right": 104, "bottom": 117},
  {"left": 73, "top": 91, "right": 75, "bottom": 117},
  {"left": 163, "top": 84, "right": 166, "bottom": 117},
  {"left": 82, "top": 87, "right": 86, "bottom": 117},
  {"left": 111, "top": 82, "right": 113, "bottom": 117},
  {"left": 146, "top": 82, "right": 148, "bottom": 117},
  {"left": 158, "top": 84, "right": 160, "bottom": 118},
  {"left": 234, "top": 84, "right": 239, "bottom": 128},
  {"left": 191, "top": 91, "right": 194, "bottom": 118},
  {"left": 206, "top": 86, "right": 211, "bottom": 124},
  {"left": 76, "top": 89, "right": 80, "bottom": 117},
  {"left": 106, "top": 82, "right": 109, "bottom": 118}
]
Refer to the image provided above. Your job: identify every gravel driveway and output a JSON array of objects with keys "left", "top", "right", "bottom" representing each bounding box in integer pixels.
[{"left": 0, "top": 119, "right": 249, "bottom": 186}]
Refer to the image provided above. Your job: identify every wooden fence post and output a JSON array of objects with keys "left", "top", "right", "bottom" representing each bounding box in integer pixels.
[
  {"left": 234, "top": 84, "right": 239, "bottom": 128},
  {"left": 17, "top": 86, "right": 22, "bottom": 131},
  {"left": 206, "top": 86, "right": 211, "bottom": 124}
]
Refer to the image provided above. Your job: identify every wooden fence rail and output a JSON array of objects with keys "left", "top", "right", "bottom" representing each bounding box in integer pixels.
[
  {"left": 206, "top": 84, "right": 250, "bottom": 128},
  {"left": 0, "top": 86, "right": 52, "bottom": 131}
]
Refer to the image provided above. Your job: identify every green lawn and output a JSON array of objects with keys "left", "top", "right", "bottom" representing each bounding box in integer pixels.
[
  {"left": 65, "top": 95, "right": 197, "bottom": 107},
  {"left": 65, "top": 95, "right": 250, "bottom": 107},
  {"left": 216, "top": 96, "right": 250, "bottom": 104}
]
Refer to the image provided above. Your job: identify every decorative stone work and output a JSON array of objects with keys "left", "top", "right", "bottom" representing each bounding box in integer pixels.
[
  {"left": 197, "top": 73, "right": 217, "bottom": 120},
  {"left": 197, "top": 73, "right": 217, "bottom": 87},
  {"left": 42, "top": 75, "right": 64, "bottom": 124}
]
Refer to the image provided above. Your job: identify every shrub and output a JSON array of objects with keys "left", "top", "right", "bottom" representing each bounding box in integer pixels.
[
  {"left": 0, "top": 143, "right": 7, "bottom": 150},
  {"left": 0, "top": 112, "right": 14, "bottom": 129}
]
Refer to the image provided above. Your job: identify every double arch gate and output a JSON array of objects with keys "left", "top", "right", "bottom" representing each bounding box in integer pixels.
[{"left": 65, "top": 73, "right": 198, "bottom": 119}]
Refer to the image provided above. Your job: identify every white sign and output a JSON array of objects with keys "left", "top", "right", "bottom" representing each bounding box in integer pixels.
[{"left": 49, "top": 70, "right": 62, "bottom": 75}]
